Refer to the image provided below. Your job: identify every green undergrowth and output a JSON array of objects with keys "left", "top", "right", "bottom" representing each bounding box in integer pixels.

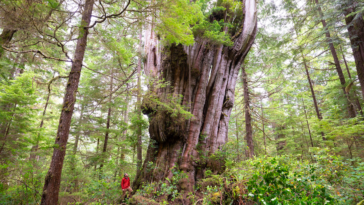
[{"left": 131, "top": 149, "right": 363, "bottom": 205}]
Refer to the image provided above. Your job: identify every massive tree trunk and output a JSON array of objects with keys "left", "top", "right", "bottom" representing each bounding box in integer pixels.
[
  {"left": 343, "top": 4, "right": 364, "bottom": 100},
  {"left": 134, "top": 0, "right": 257, "bottom": 193},
  {"left": 314, "top": 0, "right": 356, "bottom": 118},
  {"left": 40, "top": 0, "right": 94, "bottom": 204},
  {"left": 242, "top": 65, "right": 254, "bottom": 158}
]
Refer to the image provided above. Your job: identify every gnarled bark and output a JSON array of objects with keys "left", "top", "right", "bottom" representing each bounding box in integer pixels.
[{"left": 134, "top": 0, "right": 257, "bottom": 194}]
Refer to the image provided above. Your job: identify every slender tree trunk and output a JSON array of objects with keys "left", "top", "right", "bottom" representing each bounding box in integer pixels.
[
  {"left": 343, "top": 5, "right": 364, "bottom": 100},
  {"left": 290, "top": 14, "right": 323, "bottom": 124},
  {"left": 302, "top": 99, "right": 314, "bottom": 147},
  {"left": 341, "top": 46, "right": 352, "bottom": 80},
  {"left": 261, "top": 99, "right": 266, "bottom": 155},
  {"left": 40, "top": 1, "right": 94, "bottom": 204},
  {"left": 242, "top": 65, "right": 254, "bottom": 158},
  {"left": 301, "top": 55, "right": 326, "bottom": 138},
  {"left": 0, "top": 54, "right": 24, "bottom": 154},
  {"left": 275, "top": 124, "right": 286, "bottom": 154},
  {"left": 30, "top": 83, "right": 52, "bottom": 161},
  {"left": 136, "top": 32, "right": 142, "bottom": 177},
  {"left": 121, "top": 84, "right": 129, "bottom": 176},
  {"left": 73, "top": 104, "right": 84, "bottom": 156},
  {"left": 341, "top": 46, "right": 363, "bottom": 115},
  {"left": 234, "top": 107, "right": 240, "bottom": 161},
  {"left": 71, "top": 103, "right": 84, "bottom": 192},
  {"left": 99, "top": 68, "right": 114, "bottom": 172},
  {"left": 271, "top": 97, "right": 286, "bottom": 154},
  {"left": 0, "top": 103, "right": 17, "bottom": 155},
  {"left": 134, "top": 0, "right": 257, "bottom": 194},
  {"left": 114, "top": 135, "right": 120, "bottom": 182},
  {"left": 95, "top": 138, "right": 99, "bottom": 171},
  {"left": 299, "top": 122, "right": 307, "bottom": 156},
  {"left": 314, "top": 0, "right": 356, "bottom": 118}
]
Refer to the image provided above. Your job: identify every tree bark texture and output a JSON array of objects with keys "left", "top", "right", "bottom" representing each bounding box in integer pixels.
[
  {"left": 40, "top": 0, "right": 94, "bottom": 204},
  {"left": 242, "top": 65, "right": 254, "bottom": 158},
  {"left": 315, "top": 0, "right": 356, "bottom": 118},
  {"left": 134, "top": 0, "right": 257, "bottom": 193},
  {"left": 344, "top": 4, "right": 364, "bottom": 100}
]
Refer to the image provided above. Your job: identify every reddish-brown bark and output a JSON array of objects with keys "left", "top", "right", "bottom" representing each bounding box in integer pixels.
[
  {"left": 134, "top": 0, "right": 258, "bottom": 195},
  {"left": 40, "top": 0, "right": 94, "bottom": 204}
]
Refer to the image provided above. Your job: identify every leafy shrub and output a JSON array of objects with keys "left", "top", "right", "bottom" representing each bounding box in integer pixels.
[
  {"left": 226, "top": 151, "right": 364, "bottom": 204},
  {"left": 245, "top": 157, "right": 335, "bottom": 204}
]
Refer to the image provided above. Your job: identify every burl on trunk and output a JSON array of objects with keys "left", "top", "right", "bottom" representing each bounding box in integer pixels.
[{"left": 134, "top": 0, "right": 258, "bottom": 193}]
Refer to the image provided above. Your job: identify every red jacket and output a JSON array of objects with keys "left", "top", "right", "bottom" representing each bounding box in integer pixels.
[{"left": 121, "top": 177, "right": 130, "bottom": 189}]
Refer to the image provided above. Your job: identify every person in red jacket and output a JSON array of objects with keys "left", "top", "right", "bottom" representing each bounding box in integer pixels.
[{"left": 121, "top": 173, "right": 133, "bottom": 199}]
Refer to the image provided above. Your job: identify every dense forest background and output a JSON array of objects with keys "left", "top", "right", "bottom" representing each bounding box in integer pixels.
[{"left": 0, "top": 0, "right": 363, "bottom": 204}]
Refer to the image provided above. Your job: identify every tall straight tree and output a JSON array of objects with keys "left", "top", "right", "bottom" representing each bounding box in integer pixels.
[
  {"left": 99, "top": 67, "right": 114, "bottom": 171},
  {"left": 134, "top": 0, "right": 257, "bottom": 194},
  {"left": 314, "top": 0, "right": 356, "bottom": 118},
  {"left": 290, "top": 13, "right": 325, "bottom": 139},
  {"left": 40, "top": 0, "right": 95, "bottom": 204},
  {"left": 242, "top": 65, "right": 254, "bottom": 158}
]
